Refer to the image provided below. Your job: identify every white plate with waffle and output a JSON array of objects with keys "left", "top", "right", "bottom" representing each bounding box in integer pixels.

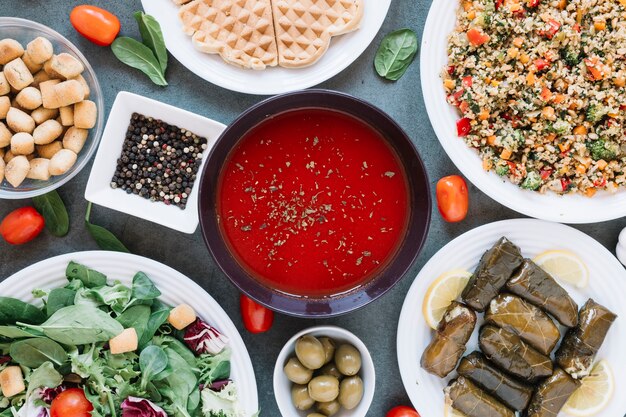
[{"left": 142, "top": 0, "right": 391, "bottom": 95}]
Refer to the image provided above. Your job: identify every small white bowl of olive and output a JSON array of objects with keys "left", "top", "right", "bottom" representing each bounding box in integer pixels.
[{"left": 273, "top": 325, "right": 375, "bottom": 417}]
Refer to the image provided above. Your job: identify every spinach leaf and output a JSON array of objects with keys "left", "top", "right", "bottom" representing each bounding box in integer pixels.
[
  {"left": 139, "top": 345, "right": 168, "bottom": 390},
  {"left": 134, "top": 12, "right": 168, "bottom": 73},
  {"left": 0, "top": 326, "right": 42, "bottom": 339},
  {"left": 111, "top": 37, "right": 167, "bottom": 86},
  {"left": 66, "top": 261, "right": 107, "bottom": 288},
  {"left": 116, "top": 305, "right": 150, "bottom": 341},
  {"left": 32, "top": 190, "right": 69, "bottom": 237},
  {"left": 74, "top": 287, "right": 105, "bottom": 309},
  {"left": 154, "top": 336, "right": 196, "bottom": 369},
  {"left": 132, "top": 272, "right": 161, "bottom": 301},
  {"left": 85, "top": 203, "right": 130, "bottom": 253},
  {"left": 139, "top": 303, "right": 170, "bottom": 349},
  {"left": 46, "top": 288, "right": 76, "bottom": 317},
  {"left": 0, "top": 297, "right": 46, "bottom": 325},
  {"left": 21, "top": 305, "right": 124, "bottom": 345},
  {"left": 374, "top": 29, "right": 419, "bottom": 81},
  {"left": 158, "top": 348, "right": 197, "bottom": 417},
  {"left": 10, "top": 338, "right": 67, "bottom": 368},
  {"left": 26, "top": 362, "right": 63, "bottom": 397}
]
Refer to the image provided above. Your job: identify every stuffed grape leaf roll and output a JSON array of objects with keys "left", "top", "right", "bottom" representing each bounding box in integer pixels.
[
  {"left": 527, "top": 368, "right": 581, "bottom": 417},
  {"left": 479, "top": 325, "right": 553, "bottom": 383},
  {"left": 462, "top": 237, "right": 524, "bottom": 312},
  {"left": 458, "top": 351, "right": 533, "bottom": 412},
  {"left": 421, "top": 302, "right": 477, "bottom": 378},
  {"left": 485, "top": 294, "right": 560, "bottom": 355},
  {"left": 556, "top": 299, "right": 617, "bottom": 379},
  {"left": 506, "top": 259, "right": 579, "bottom": 327},
  {"left": 445, "top": 376, "right": 515, "bottom": 417}
]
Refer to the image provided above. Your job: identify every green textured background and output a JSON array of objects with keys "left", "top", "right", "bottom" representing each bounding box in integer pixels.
[{"left": 0, "top": 1, "right": 624, "bottom": 415}]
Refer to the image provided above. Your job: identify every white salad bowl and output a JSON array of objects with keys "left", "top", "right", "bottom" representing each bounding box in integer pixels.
[
  {"left": 85, "top": 91, "right": 225, "bottom": 234},
  {"left": 273, "top": 325, "right": 375, "bottom": 417}
]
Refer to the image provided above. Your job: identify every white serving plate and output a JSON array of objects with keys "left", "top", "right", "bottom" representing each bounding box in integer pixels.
[
  {"left": 420, "top": 0, "right": 626, "bottom": 223},
  {"left": 141, "top": 0, "right": 391, "bottom": 95},
  {"left": 85, "top": 91, "right": 226, "bottom": 234},
  {"left": 397, "top": 219, "right": 626, "bottom": 417},
  {"left": 0, "top": 251, "right": 258, "bottom": 416}
]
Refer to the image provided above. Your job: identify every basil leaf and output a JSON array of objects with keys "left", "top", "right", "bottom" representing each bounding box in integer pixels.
[
  {"left": 32, "top": 190, "right": 69, "bottom": 237},
  {"left": 0, "top": 297, "right": 46, "bottom": 325},
  {"left": 66, "top": 261, "right": 107, "bottom": 288},
  {"left": 375, "top": 29, "right": 419, "bottom": 81},
  {"left": 111, "top": 37, "right": 167, "bottom": 86},
  {"left": 22, "top": 305, "right": 124, "bottom": 345},
  {"left": 134, "top": 12, "right": 168, "bottom": 74},
  {"left": 10, "top": 338, "right": 67, "bottom": 368},
  {"left": 46, "top": 288, "right": 76, "bottom": 317},
  {"left": 85, "top": 202, "right": 130, "bottom": 253},
  {"left": 116, "top": 305, "right": 150, "bottom": 341},
  {"left": 26, "top": 362, "right": 63, "bottom": 397}
]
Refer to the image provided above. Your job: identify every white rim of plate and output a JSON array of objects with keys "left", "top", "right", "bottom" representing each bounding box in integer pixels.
[
  {"left": 1, "top": 251, "right": 259, "bottom": 416},
  {"left": 141, "top": 0, "right": 392, "bottom": 95},
  {"left": 420, "top": 0, "right": 626, "bottom": 223},
  {"left": 397, "top": 218, "right": 626, "bottom": 417}
]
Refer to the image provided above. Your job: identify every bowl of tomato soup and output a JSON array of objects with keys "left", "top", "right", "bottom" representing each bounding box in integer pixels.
[{"left": 198, "top": 90, "right": 431, "bottom": 317}]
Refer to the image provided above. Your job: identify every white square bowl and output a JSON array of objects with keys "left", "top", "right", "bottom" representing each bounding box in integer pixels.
[{"left": 85, "top": 91, "right": 226, "bottom": 234}]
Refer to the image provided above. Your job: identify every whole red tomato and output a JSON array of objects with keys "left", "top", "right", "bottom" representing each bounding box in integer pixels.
[
  {"left": 387, "top": 405, "right": 421, "bottom": 417},
  {"left": 436, "top": 175, "right": 469, "bottom": 223},
  {"left": 50, "top": 388, "right": 93, "bottom": 417},
  {"left": 70, "top": 5, "right": 120, "bottom": 46},
  {"left": 0, "top": 207, "right": 45, "bottom": 245},
  {"left": 240, "top": 294, "right": 274, "bottom": 334}
]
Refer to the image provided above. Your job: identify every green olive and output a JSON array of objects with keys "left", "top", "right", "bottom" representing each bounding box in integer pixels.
[
  {"left": 338, "top": 375, "right": 364, "bottom": 410},
  {"left": 295, "top": 335, "right": 326, "bottom": 370},
  {"left": 307, "top": 414, "right": 327, "bottom": 417},
  {"left": 316, "top": 400, "right": 341, "bottom": 416},
  {"left": 284, "top": 357, "right": 314, "bottom": 384},
  {"left": 319, "top": 337, "right": 336, "bottom": 364},
  {"left": 307, "top": 375, "right": 340, "bottom": 402},
  {"left": 335, "top": 344, "right": 362, "bottom": 376},
  {"left": 292, "top": 384, "right": 315, "bottom": 410},
  {"left": 318, "top": 362, "right": 343, "bottom": 380}
]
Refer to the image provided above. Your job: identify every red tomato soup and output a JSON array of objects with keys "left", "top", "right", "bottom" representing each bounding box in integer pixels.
[{"left": 217, "top": 109, "right": 409, "bottom": 297}]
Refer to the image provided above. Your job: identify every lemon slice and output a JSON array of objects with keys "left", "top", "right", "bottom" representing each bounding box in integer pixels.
[
  {"left": 423, "top": 269, "right": 472, "bottom": 329},
  {"left": 563, "top": 360, "right": 614, "bottom": 417},
  {"left": 533, "top": 250, "right": 589, "bottom": 289}
]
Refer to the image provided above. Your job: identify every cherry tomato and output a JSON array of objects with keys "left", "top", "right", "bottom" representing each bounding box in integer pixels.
[
  {"left": 386, "top": 406, "right": 421, "bottom": 417},
  {"left": 240, "top": 294, "right": 274, "bottom": 334},
  {"left": 50, "top": 388, "right": 93, "bottom": 417},
  {"left": 0, "top": 207, "right": 45, "bottom": 245},
  {"left": 70, "top": 5, "right": 120, "bottom": 46},
  {"left": 436, "top": 175, "right": 469, "bottom": 223}
]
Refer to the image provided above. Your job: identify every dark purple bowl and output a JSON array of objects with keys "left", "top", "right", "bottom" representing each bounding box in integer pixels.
[{"left": 198, "top": 90, "right": 431, "bottom": 318}]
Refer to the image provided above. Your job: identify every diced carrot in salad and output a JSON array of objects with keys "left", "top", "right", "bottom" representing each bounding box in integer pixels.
[{"left": 467, "top": 28, "right": 490, "bottom": 46}]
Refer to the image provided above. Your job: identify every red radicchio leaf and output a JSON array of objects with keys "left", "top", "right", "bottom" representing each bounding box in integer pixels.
[
  {"left": 183, "top": 319, "right": 229, "bottom": 355},
  {"left": 41, "top": 386, "right": 66, "bottom": 404},
  {"left": 0, "top": 355, "right": 11, "bottom": 365},
  {"left": 121, "top": 397, "right": 168, "bottom": 417}
]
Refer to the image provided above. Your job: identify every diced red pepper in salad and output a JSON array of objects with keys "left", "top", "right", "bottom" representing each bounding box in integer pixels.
[
  {"left": 573, "top": 23, "right": 581, "bottom": 33},
  {"left": 462, "top": 76, "right": 473, "bottom": 88},
  {"left": 527, "top": 0, "right": 541, "bottom": 7},
  {"left": 561, "top": 178, "right": 571, "bottom": 191},
  {"left": 448, "top": 89, "right": 465, "bottom": 106},
  {"left": 539, "top": 19, "right": 561, "bottom": 39},
  {"left": 594, "top": 177, "right": 607, "bottom": 187},
  {"left": 467, "top": 28, "right": 490, "bottom": 46},
  {"left": 459, "top": 101, "right": 470, "bottom": 113},
  {"left": 534, "top": 58, "right": 550, "bottom": 71},
  {"left": 457, "top": 118, "right": 472, "bottom": 136},
  {"left": 448, "top": 65, "right": 456, "bottom": 75},
  {"left": 540, "top": 169, "right": 552, "bottom": 180}
]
